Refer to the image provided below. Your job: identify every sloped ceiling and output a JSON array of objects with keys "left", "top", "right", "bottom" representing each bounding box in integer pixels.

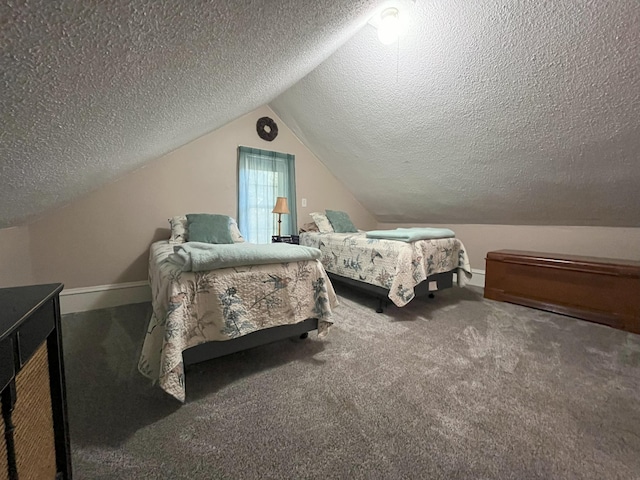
[
  {"left": 2, "top": 1, "right": 639, "bottom": 230},
  {"left": 0, "top": 0, "right": 383, "bottom": 229},
  {"left": 271, "top": 0, "right": 640, "bottom": 226}
]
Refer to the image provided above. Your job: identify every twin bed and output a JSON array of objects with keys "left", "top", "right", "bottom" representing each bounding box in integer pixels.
[
  {"left": 138, "top": 214, "right": 472, "bottom": 402},
  {"left": 300, "top": 230, "right": 472, "bottom": 311},
  {"left": 138, "top": 240, "right": 337, "bottom": 402}
]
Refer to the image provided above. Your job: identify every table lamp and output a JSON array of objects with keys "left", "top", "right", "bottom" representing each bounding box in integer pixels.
[{"left": 272, "top": 197, "right": 290, "bottom": 237}]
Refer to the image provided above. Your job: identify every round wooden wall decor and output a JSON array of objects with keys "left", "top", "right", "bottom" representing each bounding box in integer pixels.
[{"left": 256, "top": 116, "right": 278, "bottom": 141}]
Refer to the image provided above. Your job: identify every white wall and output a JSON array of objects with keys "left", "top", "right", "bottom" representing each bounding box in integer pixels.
[
  {"left": 0, "top": 225, "right": 33, "bottom": 287},
  {"left": 378, "top": 222, "right": 640, "bottom": 272},
  {"left": 0, "top": 105, "right": 375, "bottom": 289}
]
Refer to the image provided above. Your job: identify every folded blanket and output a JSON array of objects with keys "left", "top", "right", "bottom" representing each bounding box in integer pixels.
[
  {"left": 365, "top": 227, "right": 455, "bottom": 242},
  {"left": 167, "top": 242, "right": 322, "bottom": 272}
]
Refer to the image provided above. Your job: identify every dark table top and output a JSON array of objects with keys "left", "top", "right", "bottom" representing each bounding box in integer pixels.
[{"left": 0, "top": 283, "right": 63, "bottom": 341}]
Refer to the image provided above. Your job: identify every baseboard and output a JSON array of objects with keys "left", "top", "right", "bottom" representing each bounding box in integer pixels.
[
  {"left": 59, "top": 281, "right": 151, "bottom": 315},
  {"left": 58, "top": 269, "right": 484, "bottom": 315},
  {"left": 456, "top": 269, "right": 485, "bottom": 289}
]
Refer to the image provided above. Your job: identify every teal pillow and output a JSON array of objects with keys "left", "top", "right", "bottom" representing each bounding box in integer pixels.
[
  {"left": 325, "top": 210, "right": 358, "bottom": 233},
  {"left": 186, "top": 214, "right": 234, "bottom": 244}
]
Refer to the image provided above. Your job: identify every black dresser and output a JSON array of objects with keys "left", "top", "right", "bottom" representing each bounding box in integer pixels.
[{"left": 1, "top": 283, "right": 71, "bottom": 479}]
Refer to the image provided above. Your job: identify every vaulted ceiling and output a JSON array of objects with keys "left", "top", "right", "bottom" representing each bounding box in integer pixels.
[
  {"left": 2, "top": 0, "right": 639, "bottom": 229},
  {"left": 0, "top": 0, "right": 381, "bottom": 228},
  {"left": 272, "top": 0, "right": 640, "bottom": 226}
]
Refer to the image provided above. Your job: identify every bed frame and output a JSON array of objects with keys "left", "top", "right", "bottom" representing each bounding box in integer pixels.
[
  {"left": 182, "top": 318, "right": 319, "bottom": 367},
  {"left": 327, "top": 270, "right": 455, "bottom": 313}
]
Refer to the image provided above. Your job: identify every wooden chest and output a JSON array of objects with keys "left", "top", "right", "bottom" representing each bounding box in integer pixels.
[{"left": 484, "top": 250, "right": 640, "bottom": 334}]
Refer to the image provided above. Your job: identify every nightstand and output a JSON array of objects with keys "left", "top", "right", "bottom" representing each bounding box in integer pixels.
[{"left": 271, "top": 235, "right": 299, "bottom": 245}]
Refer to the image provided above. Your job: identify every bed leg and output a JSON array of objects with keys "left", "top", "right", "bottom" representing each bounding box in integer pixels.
[
  {"left": 376, "top": 298, "right": 384, "bottom": 313},
  {"left": 429, "top": 293, "right": 435, "bottom": 299},
  {"left": 299, "top": 332, "right": 309, "bottom": 339}
]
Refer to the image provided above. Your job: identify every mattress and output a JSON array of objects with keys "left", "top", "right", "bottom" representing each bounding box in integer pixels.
[{"left": 300, "top": 231, "right": 472, "bottom": 307}]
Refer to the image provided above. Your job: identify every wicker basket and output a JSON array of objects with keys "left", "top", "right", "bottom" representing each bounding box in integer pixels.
[{"left": 12, "top": 342, "right": 57, "bottom": 479}]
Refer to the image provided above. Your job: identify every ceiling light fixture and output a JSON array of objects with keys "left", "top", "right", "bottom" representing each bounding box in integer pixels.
[{"left": 377, "top": 7, "right": 401, "bottom": 45}]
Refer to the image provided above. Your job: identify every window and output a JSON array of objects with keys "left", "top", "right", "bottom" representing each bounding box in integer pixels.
[{"left": 237, "top": 146, "right": 297, "bottom": 244}]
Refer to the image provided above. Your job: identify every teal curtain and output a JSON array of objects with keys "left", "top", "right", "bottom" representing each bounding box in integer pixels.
[{"left": 237, "top": 146, "right": 297, "bottom": 244}]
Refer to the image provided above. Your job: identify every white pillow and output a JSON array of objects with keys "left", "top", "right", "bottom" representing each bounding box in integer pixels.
[
  {"left": 168, "top": 215, "right": 245, "bottom": 243},
  {"left": 310, "top": 212, "right": 334, "bottom": 233},
  {"left": 168, "top": 215, "right": 188, "bottom": 244},
  {"left": 229, "top": 218, "right": 245, "bottom": 243}
]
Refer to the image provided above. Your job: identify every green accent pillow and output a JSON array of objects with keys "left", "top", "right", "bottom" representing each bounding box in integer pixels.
[
  {"left": 186, "top": 214, "right": 234, "bottom": 244},
  {"left": 325, "top": 210, "right": 358, "bottom": 233}
]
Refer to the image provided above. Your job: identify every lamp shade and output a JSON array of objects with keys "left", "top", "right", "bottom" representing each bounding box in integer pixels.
[{"left": 272, "top": 197, "right": 290, "bottom": 214}]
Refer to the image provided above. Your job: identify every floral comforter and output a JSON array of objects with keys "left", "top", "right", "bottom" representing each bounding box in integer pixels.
[
  {"left": 138, "top": 241, "right": 337, "bottom": 402},
  {"left": 300, "top": 232, "right": 472, "bottom": 307}
]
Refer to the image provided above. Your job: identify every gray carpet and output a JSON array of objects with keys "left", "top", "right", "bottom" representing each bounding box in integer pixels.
[{"left": 61, "top": 285, "right": 640, "bottom": 480}]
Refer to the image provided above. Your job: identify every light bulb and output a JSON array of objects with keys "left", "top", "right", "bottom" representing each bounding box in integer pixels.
[{"left": 377, "top": 8, "right": 400, "bottom": 45}]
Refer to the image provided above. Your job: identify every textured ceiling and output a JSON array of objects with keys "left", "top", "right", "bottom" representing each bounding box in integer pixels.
[
  {"left": 0, "top": 0, "right": 382, "bottom": 228},
  {"left": 271, "top": 0, "right": 640, "bottom": 227},
  {"left": 3, "top": 0, "right": 639, "bottom": 230}
]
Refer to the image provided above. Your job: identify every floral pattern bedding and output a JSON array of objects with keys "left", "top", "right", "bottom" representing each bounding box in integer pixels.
[
  {"left": 300, "top": 232, "right": 472, "bottom": 307},
  {"left": 138, "top": 241, "right": 338, "bottom": 402}
]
